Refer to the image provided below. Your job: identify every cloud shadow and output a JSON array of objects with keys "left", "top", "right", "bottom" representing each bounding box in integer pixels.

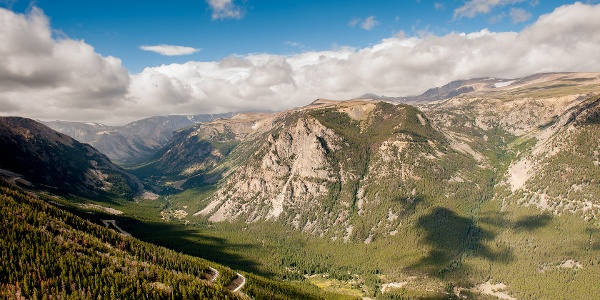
[{"left": 409, "top": 207, "right": 513, "bottom": 278}]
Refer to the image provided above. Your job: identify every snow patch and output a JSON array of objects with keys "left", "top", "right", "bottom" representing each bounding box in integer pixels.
[{"left": 493, "top": 80, "right": 515, "bottom": 88}]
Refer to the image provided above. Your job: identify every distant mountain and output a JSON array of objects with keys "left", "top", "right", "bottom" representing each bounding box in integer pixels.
[
  {"left": 0, "top": 117, "right": 143, "bottom": 199},
  {"left": 359, "top": 76, "right": 520, "bottom": 104},
  {"left": 43, "top": 113, "right": 235, "bottom": 165}
]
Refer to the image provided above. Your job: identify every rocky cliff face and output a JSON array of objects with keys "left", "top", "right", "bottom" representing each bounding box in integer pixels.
[
  {"left": 0, "top": 117, "right": 143, "bottom": 199},
  {"left": 198, "top": 115, "right": 341, "bottom": 225},
  {"left": 191, "top": 101, "right": 480, "bottom": 240}
]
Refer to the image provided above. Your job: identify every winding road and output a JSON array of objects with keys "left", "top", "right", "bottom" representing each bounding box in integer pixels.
[
  {"left": 101, "top": 219, "right": 131, "bottom": 236},
  {"left": 204, "top": 267, "right": 219, "bottom": 283},
  {"left": 203, "top": 267, "right": 245, "bottom": 293},
  {"left": 227, "top": 273, "right": 246, "bottom": 293}
]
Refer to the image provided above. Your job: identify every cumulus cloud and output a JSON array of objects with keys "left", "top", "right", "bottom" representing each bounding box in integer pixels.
[
  {"left": 124, "top": 3, "right": 600, "bottom": 121},
  {"left": 434, "top": 2, "right": 444, "bottom": 10},
  {"left": 454, "top": 0, "right": 527, "bottom": 19},
  {"left": 2, "top": 3, "right": 600, "bottom": 125},
  {"left": 206, "top": 0, "right": 244, "bottom": 20},
  {"left": 0, "top": 7, "right": 130, "bottom": 122},
  {"left": 140, "top": 44, "right": 200, "bottom": 56}
]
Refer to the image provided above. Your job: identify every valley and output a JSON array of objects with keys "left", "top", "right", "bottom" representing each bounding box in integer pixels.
[{"left": 2, "top": 72, "right": 600, "bottom": 299}]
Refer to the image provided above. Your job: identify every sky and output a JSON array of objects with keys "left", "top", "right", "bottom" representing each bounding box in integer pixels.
[{"left": 1, "top": 0, "right": 600, "bottom": 125}]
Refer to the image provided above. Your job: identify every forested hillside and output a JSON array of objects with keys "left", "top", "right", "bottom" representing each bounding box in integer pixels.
[{"left": 0, "top": 179, "right": 355, "bottom": 299}]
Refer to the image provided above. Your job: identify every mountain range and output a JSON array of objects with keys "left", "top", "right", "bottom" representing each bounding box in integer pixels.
[
  {"left": 42, "top": 113, "right": 235, "bottom": 165},
  {"left": 2, "top": 72, "right": 600, "bottom": 299}
]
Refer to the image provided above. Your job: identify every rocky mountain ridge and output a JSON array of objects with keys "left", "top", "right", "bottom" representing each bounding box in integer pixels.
[
  {"left": 43, "top": 113, "right": 235, "bottom": 165},
  {"left": 360, "top": 76, "right": 520, "bottom": 104}
]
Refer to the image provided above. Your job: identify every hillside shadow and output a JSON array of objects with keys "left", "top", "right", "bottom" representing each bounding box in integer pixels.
[
  {"left": 409, "top": 207, "right": 513, "bottom": 277},
  {"left": 64, "top": 204, "right": 267, "bottom": 277},
  {"left": 513, "top": 214, "right": 552, "bottom": 231},
  {"left": 115, "top": 216, "right": 268, "bottom": 276}
]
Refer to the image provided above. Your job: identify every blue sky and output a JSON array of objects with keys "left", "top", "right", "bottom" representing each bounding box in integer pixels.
[
  {"left": 5, "top": 0, "right": 577, "bottom": 73},
  {"left": 1, "top": 1, "right": 600, "bottom": 124}
]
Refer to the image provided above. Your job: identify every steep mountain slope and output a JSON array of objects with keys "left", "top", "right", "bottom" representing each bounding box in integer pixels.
[
  {"left": 424, "top": 72, "right": 600, "bottom": 220},
  {"left": 499, "top": 95, "right": 600, "bottom": 219},
  {"left": 0, "top": 117, "right": 142, "bottom": 199},
  {"left": 43, "top": 113, "right": 234, "bottom": 165}
]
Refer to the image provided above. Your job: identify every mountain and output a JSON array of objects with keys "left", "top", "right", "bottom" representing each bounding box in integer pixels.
[
  {"left": 0, "top": 117, "right": 143, "bottom": 199},
  {"left": 359, "top": 76, "right": 519, "bottom": 104},
  {"left": 423, "top": 72, "right": 600, "bottom": 220},
  {"left": 4, "top": 72, "right": 598, "bottom": 299},
  {"left": 138, "top": 98, "right": 486, "bottom": 241},
  {"left": 130, "top": 72, "right": 600, "bottom": 299},
  {"left": 141, "top": 72, "right": 600, "bottom": 233},
  {"left": 43, "top": 113, "right": 235, "bottom": 165}
]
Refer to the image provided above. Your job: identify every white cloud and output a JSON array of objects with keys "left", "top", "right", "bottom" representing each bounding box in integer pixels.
[
  {"left": 454, "top": 0, "right": 527, "bottom": 19},
  {"left": 435, "top": 2, "right": 444, "bottom": 10},
  {"left": 509, "top": 7, "right": 531, "bottom": 23},
  {"left": 206, "top": 0, "right": 244, "bottom": 20},
  {"left": 0, "top": 7, "right": 129, "bottom": 122},
  {"left": 361, "top": 16, "right": 378, "bottom": 30},
  {"left": 349, "top": 16, "right": 379, "bottom": 31},
  {"left": 140, "top": 44, "right": 201, "bottom": 56},
  {"left": 3, "top": 3, "right": 600, "bottom": 125},
  {"left": 124, "top": 3, "right": 600, "bottom": 122},
  {"left": 285, "top": 41, "right": 304, "bottom": 49}
]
